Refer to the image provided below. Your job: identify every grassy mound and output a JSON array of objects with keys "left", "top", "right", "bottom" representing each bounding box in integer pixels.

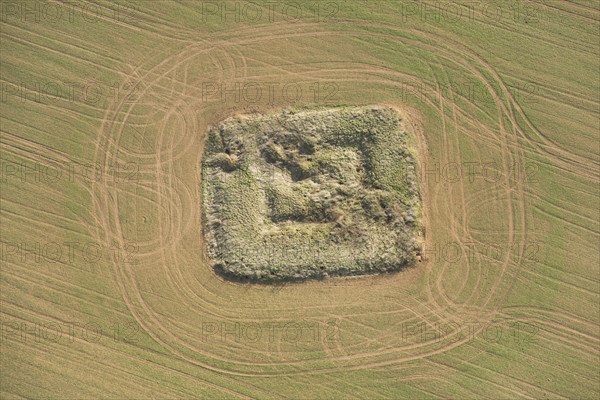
[{"left": 202, "top": 106, "right": 423, "bottom": 282}]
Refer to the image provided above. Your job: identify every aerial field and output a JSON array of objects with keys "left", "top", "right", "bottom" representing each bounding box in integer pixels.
[{"left": 0, "top": 1, "right": 598, "bottom": 399}]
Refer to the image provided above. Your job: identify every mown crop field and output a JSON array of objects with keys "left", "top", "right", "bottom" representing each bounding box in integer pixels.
[{"left": 1, "top": 1, "right": 598, "bottom": 399}]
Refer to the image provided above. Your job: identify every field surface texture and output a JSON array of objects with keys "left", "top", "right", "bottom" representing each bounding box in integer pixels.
[{"left": 0, "top": 1, "right": 599, "bottom": 399}]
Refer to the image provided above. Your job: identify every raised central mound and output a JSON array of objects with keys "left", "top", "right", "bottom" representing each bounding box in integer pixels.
[{"left": 202, "top": 106, "right": 423, "bottom": 282}]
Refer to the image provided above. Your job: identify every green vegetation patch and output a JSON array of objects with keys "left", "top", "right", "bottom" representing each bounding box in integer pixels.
[{"left": 202, "top": 106, "right": 423, "bottom": 282}]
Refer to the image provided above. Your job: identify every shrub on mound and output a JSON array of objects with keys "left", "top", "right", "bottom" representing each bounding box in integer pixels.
[{"left": 202, "top": 106, "right": 423, "bottom": 282}]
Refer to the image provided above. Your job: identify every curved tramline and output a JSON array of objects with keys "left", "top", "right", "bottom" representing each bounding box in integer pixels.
[{"left": 89, "top": 21, "right": 537, "bottom": 376}]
